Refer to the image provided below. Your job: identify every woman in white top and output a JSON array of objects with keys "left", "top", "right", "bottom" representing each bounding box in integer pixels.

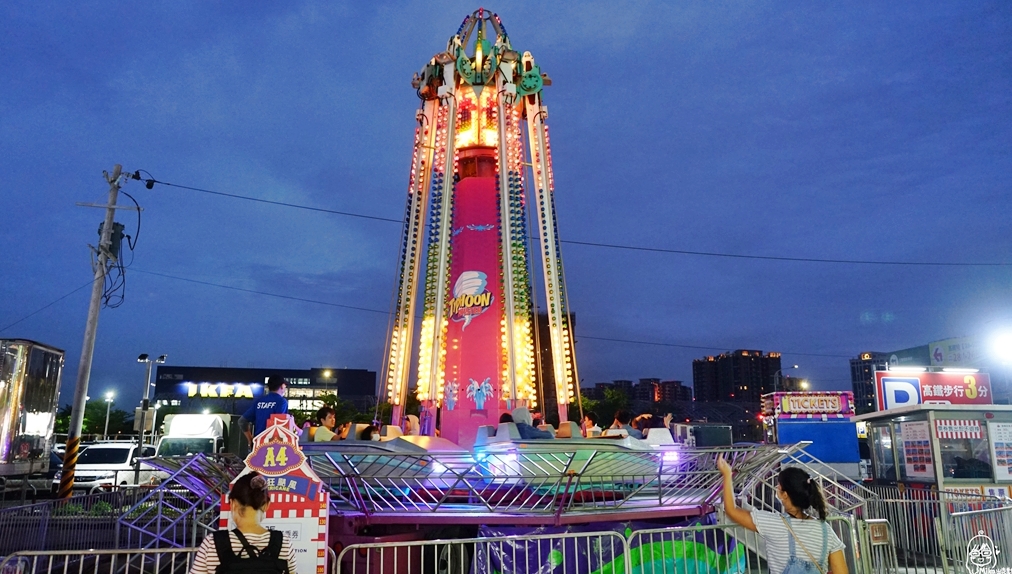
[
  {"left": 189, "top": 472, "right": 298, "bottom": 574},
  {"left": 717, "top": 455, "right": 848, "bottom": 574}
]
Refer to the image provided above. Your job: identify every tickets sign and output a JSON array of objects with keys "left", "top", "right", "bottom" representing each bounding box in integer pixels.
[
  {"left": 762, "top": 391, "right": 855, "bottom": 418},
  {"left": 875, "top": 371, "right": 992, "bottom": 411}
]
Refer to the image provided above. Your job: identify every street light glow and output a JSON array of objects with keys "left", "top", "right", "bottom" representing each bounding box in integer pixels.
[
  {"left": 993, "top": 332, "right": 1012, "bottom": 364},
  {"left": 105, "top": 391, "right": 114, "bottom": 402}
]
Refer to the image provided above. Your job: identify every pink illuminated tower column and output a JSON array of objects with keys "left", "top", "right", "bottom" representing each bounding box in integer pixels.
[{"left": 383, "top": 9, "right": 578, "bottom": 448}]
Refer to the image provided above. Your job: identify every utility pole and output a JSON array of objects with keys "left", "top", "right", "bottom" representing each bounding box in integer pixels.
[{"left": 58, "top": 165, "right": 124, "bottom": 498}]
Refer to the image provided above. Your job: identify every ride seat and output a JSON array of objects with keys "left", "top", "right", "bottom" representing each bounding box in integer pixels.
[
  {"left": 382, "top": 425, "right": 402, "bottom": 439},
  {"left": 555, "top": 421, "right": 582, "bottom": 439},
  {"left": 602, "top": 428, "right": 629, "bottom": 438},
  {"left": 643, "top": 427, "right": 675, "bottom": 446},
  {"left": 306, "top": 426, "right": 318, "bottom": 441},
  {"left": 473, "top": 425, "right": 496, "bottom": 446},
  {"left": 350, "top": 423, "right": 369, "bottom": 440},
  {"left": 537, "top": 424, "right": 557, "bottom": 438},
  {"left": 495, "top": 422, "right": 521, "bottom": 441}
]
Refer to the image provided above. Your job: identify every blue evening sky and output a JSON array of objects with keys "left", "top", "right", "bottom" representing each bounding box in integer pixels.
[{"left": 2, "top": 2, "right": 1010, "bottom": 407}]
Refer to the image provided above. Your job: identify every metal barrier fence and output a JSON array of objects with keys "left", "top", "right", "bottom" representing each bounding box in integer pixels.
[
  {"left": 858, "top": 485, "right": 1010, "bottom": 574},
  {"left": 0, "top": 547, "right": 196, "bottom": 574},
  {"left": 0, "top": 544, "right": 340, "bottom": 574},
  {"left": 947, "top": 505, "right": 1012, "bottom": 574},
  {"left": 336, "top": 530, "right": 629, "bottom": 574},
  {"left": 0, "top": 489, "right": 147, "bottom": 554},
  {"left": 336, "top": 515, "right": 864, "bottom": 574}
]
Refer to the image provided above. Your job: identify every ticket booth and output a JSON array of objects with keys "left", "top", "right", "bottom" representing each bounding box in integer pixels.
[
  {"left": 854, "top": 404, "right": 1012, "bottom": 496},
  {"left": 762, "top": 391, "right": 861, "bottom": 477}
]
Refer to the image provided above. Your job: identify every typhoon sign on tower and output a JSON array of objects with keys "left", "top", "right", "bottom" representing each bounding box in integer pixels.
[{"left": 449, "top": 271, "right": 493, "bottom": 329}]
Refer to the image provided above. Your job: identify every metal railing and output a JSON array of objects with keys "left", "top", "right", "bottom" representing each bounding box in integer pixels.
[
  {"left": 336, "top": 514, "right": 865, "bottom": 574},
  {"left": 117, "top": 453, "right": 243, "bottom": 549},
  {"left": 336, "top": 530, "right": 630, "bottom": 574},
  {"left": 310, "top": 443, "right": 789, "bottom": 520},
  {"left": 0, "top": 547, "right": 196, "bottom": 574},
  {"left": 856, "top": 519, "right": 901, "bottom": 574},
  {"left": 0, "top": 544, "right": 339, "bottom": 574},
  {"left": 947, "top": 504, "right": 1012, "bottom": 573},
  {"left": 0, "top": 489, "right": 148, "bottom": 554},
  {"left": 859, "top": 485, "right": 1010, "bottom": 574}
]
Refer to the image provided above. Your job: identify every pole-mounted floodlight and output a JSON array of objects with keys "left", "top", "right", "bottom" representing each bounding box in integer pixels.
[
  {"left": 134, "top": 353, "right": 166, "bottom": 482},
  {"left": 103, "top": 391, "right": 115, "bottom": 439}
]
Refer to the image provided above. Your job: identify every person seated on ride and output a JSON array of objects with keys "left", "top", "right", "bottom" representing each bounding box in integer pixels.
[
  {"left": 511, "top": 407, "right": 554, "bottom": 440},
  {"left": 359, "top": 424, "right": 380, "bottom": 441},
  {"left": 312, "top": 406, "right": 341, "bottom": 442},
  {"left": 403, "top": 414, "right": 420, "bottom": 436},
  {"left": 582, "top": 411, "right": 602, "bottom": 437},
  {"left": 611, "top": 409, "right": 643, "bottom": 439}
]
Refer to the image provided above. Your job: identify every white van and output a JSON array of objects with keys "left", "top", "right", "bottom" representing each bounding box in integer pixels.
[{"left": 52, "top": 442, "right": 156, "bottom": 492}]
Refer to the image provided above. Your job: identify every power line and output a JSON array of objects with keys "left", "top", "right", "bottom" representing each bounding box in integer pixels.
[
  {"left": 561, "top": 240, "right": 1012, "bottom": 267},
  {"left": 148, "top": 178, "right": 402, "bottom": 223},
  {"left": 130, "top": 269, "right": 391, "bottom": 315},
  {"left": 134, "top": 268, "right": 854, "bottom": 358},
  {"left": 578, "top": 335, "right": 852, "bottom": 358},
  {"left": 141, "top": 175, "right": 1012, "bottom": 268},
  {"left": 7, "top": 267, "right": 858, "bottom": 359},
  {"left": 0, "top": 278, "right": 97, "bottom": 334}
]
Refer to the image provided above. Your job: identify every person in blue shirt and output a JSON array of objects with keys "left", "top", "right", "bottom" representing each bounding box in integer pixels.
[{"left": 239, "top": 376, "right": 289, "bottom": 444}]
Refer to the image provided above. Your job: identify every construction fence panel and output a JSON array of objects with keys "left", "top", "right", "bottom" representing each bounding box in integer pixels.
[{"left": 336, "top": 530, "right": 630, "bottom": 574}]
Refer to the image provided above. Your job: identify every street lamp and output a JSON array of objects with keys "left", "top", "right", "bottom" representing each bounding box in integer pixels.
[
  {"left": 774, "top": 365, "right": 800, "bottom": 393},
  {"left": 800, "top": 380, "right": 810, "bottom": 390},
  {"left": 103, "top": 391, "right": 115, "bottom": 440},
  {"left": 137, "top": 354, "right": 166, "bottom": 442},
  {"left": 152, "top": 403, "right": 162, "bottom": 439}
]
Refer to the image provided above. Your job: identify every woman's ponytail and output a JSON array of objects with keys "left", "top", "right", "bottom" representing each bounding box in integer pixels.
[
  {"left": 807, "top": 477, "right": 828, "bottom": 520},
  {"left": 778, "top": 467, "right": 829, "bottom": 521}
]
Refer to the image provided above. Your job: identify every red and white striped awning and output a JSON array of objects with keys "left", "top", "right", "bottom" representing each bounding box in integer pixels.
[{"left": 934, "top": 419, "right": 982, "bottom": 439}]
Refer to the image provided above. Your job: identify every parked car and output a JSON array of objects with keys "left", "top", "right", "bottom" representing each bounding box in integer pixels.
[
  {"left": 0, "top": 451, "right": 63, "bottom": 495},
  {"left": 51, "top": 442, "right": 156, "bottom": 492}
]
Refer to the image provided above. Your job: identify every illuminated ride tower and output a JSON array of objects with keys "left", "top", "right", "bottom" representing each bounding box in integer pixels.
[{"left": 383, "top": 9, "right": 578, "bottom": 447}]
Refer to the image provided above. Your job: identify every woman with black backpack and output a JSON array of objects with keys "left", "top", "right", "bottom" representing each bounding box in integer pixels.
[
  {"left": 717, "top": 455, "right": 849, "bottom": 574},
  {"left": 190, "top": 472, "right": 297, "bottom": 574}
]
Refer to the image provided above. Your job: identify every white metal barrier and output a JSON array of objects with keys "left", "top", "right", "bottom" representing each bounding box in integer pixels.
[
  {"left": 0, "top": 542, "right": 338, "bottom": 574},
  {"left": 948, "top": 504, "right": 1012, "bottom": 574},
  {"left": 336, "top": 530, "right": 630, "bottom": 574},
  {"left": 336, "top": 516, "right": 867, "bottom": 574},
  {"left": 0, "top": 547, "right": 197, "bottom": 574}
]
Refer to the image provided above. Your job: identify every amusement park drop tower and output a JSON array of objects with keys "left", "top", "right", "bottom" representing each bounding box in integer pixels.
[{"left": 383, "top": 9, "right": 578, "bottom": 446}]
